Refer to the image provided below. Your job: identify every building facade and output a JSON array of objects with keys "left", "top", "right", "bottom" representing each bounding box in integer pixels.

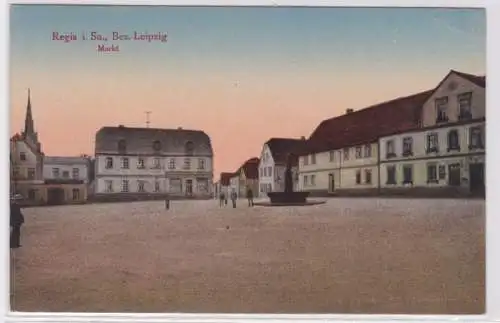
[
  {"left": 43, "top": 156, "right": 90, "bottom": 183},
  {"left": 237, "top": 157, "right": 260, "bottom": 198},
  {"left": 297, "top": 90, "right": 432, "bottom": 196},
  {"left": 258, "top": 138, "right": 305, "bottom": 197},
  {"left": 379, "top": 70, "right": 485, "bottom": 196},
  {"left": 94, "top": 125, "right": 214, "bottom": 200}
]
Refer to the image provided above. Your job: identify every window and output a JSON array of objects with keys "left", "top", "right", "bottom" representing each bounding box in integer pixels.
[
  {"left": 105, "top": 180, "right": 113, "bottom": 192},
  {"left": 365, "top": 170, "right": 372, "bottom": 184},
  {"left": 183, "top": 158, "right": 191, "bottom": 170},
  {"left": 168, "top": 158, "right": 176, "bottom": 170},
  {"left": 72, "top": 168, "right": 79, "bottom": 179},
  {"left": 12, "top": 167, "right": 19, "bottom": 179},
  {"left": 403, "top": 165, "right": 413, "bottom": 184},
  {"left": 303, "top": 155, "right": 309, "bottom": 166},
  {"left": 152, "top": 157, "right": 161, "bottom": 169},
  {"left": 152, "top": 140, "right": 162, "bottom": 152},
  {"left": 329, "top": 151, "right": 335, "bottom": 162},
  {"left": 62, "top": 171, "right": 69, "bottom": 178},
  {"left": 458, "top": 92, "right": 472, "bottom": 120},
  {"left": 20, "top": 152, "right": 26, "bottom": 161},
  {"left": 198, "top": 158, "right": 205, "bottom": 170},
  {"left": 355, "top": 170, "right": 361, "bottom": 184},
  {"left": 447, "top": 129, "right": 460, "bottom": 152},
  {"left": 427, "top": 163, "right": 438, "bottom": 183},
  {"left": 438, "top": 165, "right": 446, "bottom": 179},
  {"left": 121, "top": 179, "right": 129, "bottom": 192},
  {"left": 137, "top": 158, "right": 145, "bottom": 169},
  {"left": 435, "top": 97, "right": 449, "bottom": 122},
  {"left": 267, "top": 167, "right": 272, "bottom": 178},
  {"left": 28, "top": 189, "right": 36, "bottom": 200},
  {"left": 118, "top": 139, "right": 127, "bottom": 153},
  {"left": 311, "top": 154, "right": 316, "bottom": 164},
  {"left": 469, "top": 126, "right": 484, "bottom": 149},
  {"left": 121, "top": 157, "right": 129, "bottom": 169},
  {"left": 310, "top": 175, "right": 316, "bottom": 186},
  {"left": 402, "top": 137, "right": 413, "bottom": 156},
  {"left": 185, "top": 141, "right": 195, "bottom": 156},
  {"left": 386, "top": 166, "right": 396, "bottom": 185},
  {"left": 137, "top": 180, "right": 146, "bottom": 192},
  {"left": 105, "top": 157, "right": 113, "bottom": 169},
  {"left": 154, "top": 181, "right": 161, "bottom": 192},
  {"left": 27, "top": 168, "right": 35, "bottom": 180},
  {"left": 426, "top": 132, "right": 439, "bottom": 153},
  {"left": 386, "top": 140, "right": 396, "bottom": 158},
  {"left": 355, "top": 146, "right": 362, "bottom": 159},
  {"left": 343, "top": 148, "right": 349, "bottom": 160},
  {"left": 364, "top": 145, "right": 372, "bottom": 158},
  {"left": 52, "top": 168, "right": 60, "bottom": 178},
  {"left": 72, "top": 188, "right": 80, "bottom": 200},
  {"left": 303, "top": 175, "right": 309, "bottom": 186}
]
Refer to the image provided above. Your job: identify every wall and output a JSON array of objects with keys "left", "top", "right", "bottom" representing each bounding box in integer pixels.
[
  {"left": 258, "top": 144, "right": 275, "bottom": 197},
  {"left": 43, "top": 163, "right": 89, "bottom": 183},
  {"left": 11, "top": 140, "right": 44, "bottom": 184},
  {"left": 298, "top": 142, "right": 379, "bottom": 192},
  {"left": 16, "top": 183, "right": 88, "bottom": 205},
  {"left": 421, "top": 73, "right": 485, "bottom": 127},
  {"left": 379, "top": 121, "right": 485, "bottom": 188}
]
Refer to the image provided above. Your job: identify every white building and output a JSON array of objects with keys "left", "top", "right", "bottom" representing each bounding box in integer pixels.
[
  {"left": 229, "top": 173, "right": 240, "bottom": 197},
  {"left": 257, "top": 138, "right": 305, "bottom": 197},
  {"left": 94, "top": 125, "right": 214, "bottom": 199},
  {"left": 297, "top": 90, "right": 433, "bottom": 196},
  {"left": 379, "top": 70, "right": 485, "bottom": 195},
  {"left": 43, "top": 156, "right": 90, "bottom": 183}
]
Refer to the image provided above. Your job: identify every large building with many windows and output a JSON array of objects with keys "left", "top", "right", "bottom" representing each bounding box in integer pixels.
[{"left": 94, "top": 125, "right": 214, "bottom": 199}]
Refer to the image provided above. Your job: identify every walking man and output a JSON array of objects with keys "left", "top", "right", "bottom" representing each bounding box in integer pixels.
[
  {"left": 247, "top": 187, "right": 254, "bottom": 207},
  {"left": 219, "top": 192, "right": 225, "bottom": 207},
  {"left": 165, "top": 193, "right": 170, "bottom": 210},
  {"left": 10, "top": 198, "right": 25, "bottom": 249},
  {"left": 230, "top": 190, "right": 237, "bottom": 208}
]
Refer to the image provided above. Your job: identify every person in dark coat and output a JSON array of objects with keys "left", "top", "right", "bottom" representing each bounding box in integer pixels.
[
  {"left": 230, "top": 190, "right": 237, "bottom": 208},
  {"left": 165, "top": 193, "right": 170, "bottom": 210},
  {"left": 219, "top": 192, "right": 225, "bottom": 207},
  {"left": 10, "top": 200, "right": 25, "bottom": 249},
  {"left": 246, "top": 187, "right": 254, "bottom": 207}
]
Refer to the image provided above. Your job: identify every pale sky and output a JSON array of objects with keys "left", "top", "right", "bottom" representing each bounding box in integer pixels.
[{"left": 9, "top": 5, "right": 486, "bottom": 178}]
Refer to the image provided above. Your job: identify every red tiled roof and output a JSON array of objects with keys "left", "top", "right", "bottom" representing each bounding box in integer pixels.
[
  {"left": 266, "top": 138, "right": 308, "bottom": 165},
  {"left": 302, "top": 89, "right": 434, "bottom": 155},
  {"left": 240, "top": 157, "right": 260, "bottom": 179},
  {"left": 220, "top": 172, "right": 234, "bottom": 186}
]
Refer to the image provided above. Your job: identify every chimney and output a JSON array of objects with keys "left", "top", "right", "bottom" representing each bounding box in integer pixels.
[{"left": 346, "top": 109, "right": 354, "bottom": 114}]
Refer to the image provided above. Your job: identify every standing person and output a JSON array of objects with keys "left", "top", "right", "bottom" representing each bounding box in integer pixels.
[
  {"left": 219, "top": 192, "right": 225, "bottom": 207},
  {"left": 246, "top": 187, "right": 254, "bottom": 207},
  {"left": 10, "top": 198, "right": 25, "bottom": 249},
  {"left": 165, "top": 193, "right": 170, "bottom": 210},
  {"left": 230, "top": 190, "right": 237, "bottom": 208}
]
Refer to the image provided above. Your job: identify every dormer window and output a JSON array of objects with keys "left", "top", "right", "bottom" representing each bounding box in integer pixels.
[
  {"left": 458, "top": 92, "right": 472, "bottom": 120},
  {"left": 185, "top": 141, "right": 194, "bottom": 156},
  {"left": 118, "top": 139, "right": 127, "bottom": 154},
  {"left": 435, "top": 97, "right": 449, "bottom": 123},
  {"left": 152, "top": 140, "right": 162, "bottom": 152}
]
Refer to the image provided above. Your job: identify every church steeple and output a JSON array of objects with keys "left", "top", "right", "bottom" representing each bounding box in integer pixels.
[{"left": 24, "top": 88, "right": 35, "bottom": 137}]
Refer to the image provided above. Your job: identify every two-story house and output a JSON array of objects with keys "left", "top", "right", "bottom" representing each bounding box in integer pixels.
[
  {"left": 43, "top": 156, "right": 90, "bottom": 183},
  {"left": 379, "top": 70, "right": 485, "bottom": 196},
  {"left": 94, "top": 125, "right": 214, "bottom": 200},
  {"left": 258, "top": 138, "right": 305, "bottom": 198},
  {"left": 298, "top": 90, "right": 432, "bottom": 196}
]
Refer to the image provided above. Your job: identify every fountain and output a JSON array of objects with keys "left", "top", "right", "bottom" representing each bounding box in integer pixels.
[{"left": 255, "top": 153, "right": 326, "bottom": 207}]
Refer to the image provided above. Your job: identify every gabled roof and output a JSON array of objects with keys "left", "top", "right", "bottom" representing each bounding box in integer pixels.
[
  {"left": 220, "top": 172, "right": 234, "bottom": 186},
  {"left": 302, "top": 89, "right": 433, "bottom": 155},
  {"left": 240, "top": 157, "right": 260, "bottom": 179},
  {"left": 265, "top": 138, "right": 307, "bottom": 165},
  {"left": 452, "top": 70, "right": 486, "bottom": 88}
]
